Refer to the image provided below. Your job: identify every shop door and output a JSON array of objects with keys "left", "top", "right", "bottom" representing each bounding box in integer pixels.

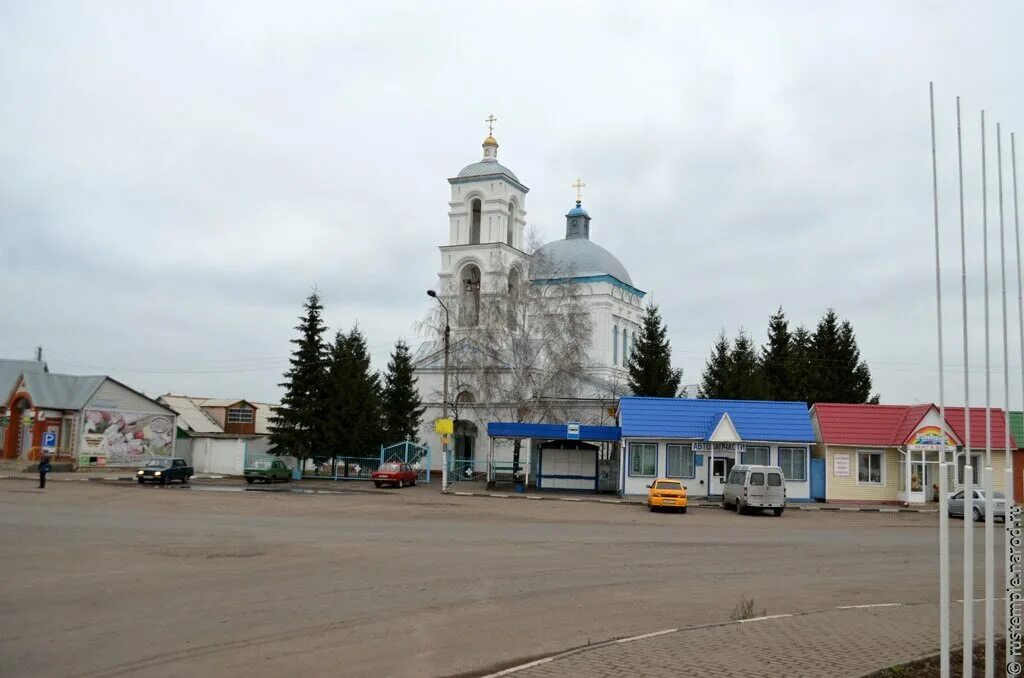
[{"left": 710, "top": 457, "right": 733, "bottom": 495}]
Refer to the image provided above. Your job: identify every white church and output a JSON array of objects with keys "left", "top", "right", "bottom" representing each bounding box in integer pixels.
[{"left": 412, "top": 124, "right": 646, "bottom": 480}]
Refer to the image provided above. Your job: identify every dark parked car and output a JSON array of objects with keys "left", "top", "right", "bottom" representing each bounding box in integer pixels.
[
  {"left": 372, "top": 462, "right": 418, "bottom": 488},
  {"left": 137, "top": 458, "right": 193, "bottom": 485}
]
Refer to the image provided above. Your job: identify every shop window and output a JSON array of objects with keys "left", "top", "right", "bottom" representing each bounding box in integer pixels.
[
  {"left": 858, "top": 452, "right": 883, "bottom": 484},
  {"left": 741, "top": 446, "right": 770, "bottom": 466},
  {"left": 629, "top": 443, "right": 657, "bottom": 477},
  {"left": 227, "top": 407, "right": 254, "bottom": 424},
  {"left": 778, "top": 447, "right": 807, "bottom": 481},
  {"left": 666, "top": 444, "right": 695, "bottom": 479}
]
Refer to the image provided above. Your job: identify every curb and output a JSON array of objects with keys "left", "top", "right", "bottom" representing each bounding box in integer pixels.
[
  {"left": 441, "top": 490, "right": 938, "bottom": 512},
  {"left": 0, "top": 474, "right": 230, "bottom": 482}
]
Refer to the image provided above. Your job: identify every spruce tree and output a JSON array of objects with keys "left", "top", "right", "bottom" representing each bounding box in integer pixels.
[
  {"left": 838, "top": 319, "right": 876, "bottom": 403},
  {"left": 381, "top": 339, "right": 425, "bottom": 442},
  {"left": 325, "top": 326, "right": 384, "bottom": 459},
  {"left": 809, "top": 309, "right": 877, "bottom": 403},
  {"left": 761, "top": 307, "right": 794, "bottom": 401},
  {"left": 725, "top": 330, "right": 765, "bottom": 399},
  {"left": 627, "top": 305, "right": 682, "bottom": 397},
  {"left": 270, "top": 291, "right": 329, "bottom": 465},
  {"left": 789, "top": 325, "right": 814, "bottom": 403},
  {"left": 699, "top": 331, "right": 733, "bottom": 399}
]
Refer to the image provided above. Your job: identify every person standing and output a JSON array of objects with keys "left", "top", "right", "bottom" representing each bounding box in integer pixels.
[{"left": 38, "top": 454, "right": 51, "bottom": 489}]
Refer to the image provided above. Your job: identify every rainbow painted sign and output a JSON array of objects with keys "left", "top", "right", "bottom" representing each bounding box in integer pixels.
[{"left": 906, "top": 425, "right": 957, "bottom": 448}]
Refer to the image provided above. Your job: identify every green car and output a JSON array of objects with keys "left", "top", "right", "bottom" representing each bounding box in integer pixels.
[{"left": 244, "top": 459, "right": 292, "bottom": 484}]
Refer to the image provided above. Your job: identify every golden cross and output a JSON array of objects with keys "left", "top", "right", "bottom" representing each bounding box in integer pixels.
[
  {"left": 485, "top": 114, "right": 497, "bottom": 136},
  {"left": 572, "top": 177, "right": 586, "bottom": 202}
]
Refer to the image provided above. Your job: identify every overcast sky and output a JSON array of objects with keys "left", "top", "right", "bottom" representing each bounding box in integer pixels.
[{"left": 2, "top": 1, "right": 1023, "bottom": 407}]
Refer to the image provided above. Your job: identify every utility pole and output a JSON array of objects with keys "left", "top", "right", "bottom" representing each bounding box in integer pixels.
[{"left": 427, "top": 290, "right": 451, "bottom": 491}]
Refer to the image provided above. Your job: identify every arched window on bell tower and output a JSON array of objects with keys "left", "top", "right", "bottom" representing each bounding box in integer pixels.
[
  {"left": 469, "top": 199, "right": 482, "bottom": 245},
  {"left": 506, "top": 201, "right": 515, "bottom": 246}
]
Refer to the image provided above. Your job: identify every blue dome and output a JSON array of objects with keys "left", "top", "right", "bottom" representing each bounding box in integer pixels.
[
  {"left": 566, "top": 204, "right": 590, "bottom": 218},
  {"left": 531, "top": 238, "right": 633, "bottom": 286}
]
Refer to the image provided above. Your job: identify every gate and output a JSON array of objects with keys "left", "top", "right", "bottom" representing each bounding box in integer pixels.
[
  {"left": 380, "top": 439, "right": 431, "bottom": 483},
  {"left": 810, "top": 457, "right": 826, "bottom": 501}
]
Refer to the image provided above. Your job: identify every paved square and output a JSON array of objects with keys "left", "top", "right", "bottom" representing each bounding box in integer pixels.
[{"left": 0, "top": 481, "right": 999, "bottom": 677}]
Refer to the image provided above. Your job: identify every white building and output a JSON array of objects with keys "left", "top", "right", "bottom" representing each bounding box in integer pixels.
[{"left": 412, "top": 128, "right": 646, "bottom": 474}]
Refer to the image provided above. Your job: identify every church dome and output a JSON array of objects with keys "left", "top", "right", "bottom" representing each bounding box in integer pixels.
[
  {"left": 456, "top": 160, "right": 520, "bottom": 182},
  {"left": 531, "top": 237, "right": 634, "bottom": 286}
]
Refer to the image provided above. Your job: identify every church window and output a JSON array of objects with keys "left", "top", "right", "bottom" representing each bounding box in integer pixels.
[
  {"left": 470, "top": 199, "right": 481, "bottom": 245},
  {"left": 456, "top": 391, "right": 475, "bottom": 404},
  {"left": 506, "top": 201, "right": 515, "bottom": 246},
  {"left": 622, "top": 327, "right": 628, "bottom": 366},
  {"left": 458, "top": 264, "right": 481, "bottom": 327},
  {"left": 613, "top": 324, "right": 619, "bottom": 365}
]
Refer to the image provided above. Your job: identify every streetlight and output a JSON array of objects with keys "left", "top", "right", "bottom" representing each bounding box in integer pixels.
[{"left": 427, "top": 290, "right": 451, "bottom": 490}]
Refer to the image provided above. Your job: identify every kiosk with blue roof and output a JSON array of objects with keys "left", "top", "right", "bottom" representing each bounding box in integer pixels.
[{"left": 617, "top": 397, "right": 816, "bottom": 500}]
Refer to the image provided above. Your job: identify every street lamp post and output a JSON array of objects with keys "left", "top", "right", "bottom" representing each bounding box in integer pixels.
[{"left": 427, "top": 290, "right": 451, "bottom": 490}]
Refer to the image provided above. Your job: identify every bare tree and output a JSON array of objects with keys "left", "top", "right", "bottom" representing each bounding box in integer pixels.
[{"left": 419, "top": 230, "right": 593, "bottom": 482}]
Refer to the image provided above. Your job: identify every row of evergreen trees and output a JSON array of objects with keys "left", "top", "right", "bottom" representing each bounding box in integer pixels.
[
  {"left": 269, "top": 292, "right": 425, "bottom": 463},
  {"left": 699, "top": 308, "right": 878, "bottom": 404}
]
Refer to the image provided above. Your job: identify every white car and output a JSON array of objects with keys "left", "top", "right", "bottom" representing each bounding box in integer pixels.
[{"left": 948, "top": 489, "right": 1007, "bottom": 522}]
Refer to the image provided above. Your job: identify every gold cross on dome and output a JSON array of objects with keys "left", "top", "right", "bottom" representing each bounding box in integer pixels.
[
  {"left": 572, "top": 177, "right": 586, "bottom": 202},
  {"left": 485, "top": 114, "right": 497, "bottom": 136}
]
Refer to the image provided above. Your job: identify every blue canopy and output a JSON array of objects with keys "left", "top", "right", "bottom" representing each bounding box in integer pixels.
[{"left": 486, "top": 422, "right": 621, "bottom": 442}]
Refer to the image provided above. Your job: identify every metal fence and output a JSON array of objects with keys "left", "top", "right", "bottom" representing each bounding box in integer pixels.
[
  {"left": 301, "top": 457, "right": 380, "bottom": 481},
  {"left": 380, "top": 440, "right": 431, "bottom": 482}
]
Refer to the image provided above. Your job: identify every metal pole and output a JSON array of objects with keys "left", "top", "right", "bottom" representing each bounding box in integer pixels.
[
  {"left": 442, "top": 316, "right": 450, "bottom": 491},
  {"left": 965, "top": 459, "right": 975, "bottom": 678},
  {"left": 1009, "top": 130, "right": 1022, "bottom": 674},
  {"left": 957, "top": 97, "right": 972, "bottom": 499},
  {"left": 983, "top": 118, "right": 996, "bottom": 678},
  {"left": 996, "top": 122, "right": 1012, "bottom": 678},
  {"left": 928, "top": 83, "right": 950, "bottom": 677}
]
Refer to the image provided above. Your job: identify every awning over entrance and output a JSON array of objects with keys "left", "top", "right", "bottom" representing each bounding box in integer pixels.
[{"left": 486, "top": 422, "right": 621, "bottom": 441}]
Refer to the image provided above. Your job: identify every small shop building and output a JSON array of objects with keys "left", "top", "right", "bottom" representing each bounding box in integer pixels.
[
  {"left": 810, "top": 403, "right": 1015, "bottom": 504},
  {"left": 2, "top": 368, "right": 176, "bottom": 466},
  {"left": 1003, "top": 411, "right": 1023, "bottom": 504},
  {"left": 617, "top": 397, "right": 816, "bottom": 499},
  {"left": 158, "top": 394, "right": 277, "bottom": 475}
]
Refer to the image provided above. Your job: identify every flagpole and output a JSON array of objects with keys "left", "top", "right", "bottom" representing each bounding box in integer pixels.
[
  {"left": 929, "top": 84, "right": 951, "bottom": 677},
  {"left": 1009, "top": 129, "right": 1022, "bottom": 677}
]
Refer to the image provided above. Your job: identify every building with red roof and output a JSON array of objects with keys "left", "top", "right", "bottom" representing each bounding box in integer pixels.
[{"left": 810, "top": 403, "right": 1015, "bottom": 505}]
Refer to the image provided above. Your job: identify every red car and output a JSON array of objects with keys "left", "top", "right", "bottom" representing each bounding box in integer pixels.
[{"left": 372, "top": 462, "right": 418, "bottom": 488}]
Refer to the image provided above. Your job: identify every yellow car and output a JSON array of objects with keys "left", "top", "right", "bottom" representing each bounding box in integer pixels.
[{"left": 647, "top": 478, "right": 688, "bottom": 513}]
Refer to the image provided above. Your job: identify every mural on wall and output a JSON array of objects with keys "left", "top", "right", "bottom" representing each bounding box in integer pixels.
[{"left": 80, "top": 410, "right": 175, "bottom": 465}]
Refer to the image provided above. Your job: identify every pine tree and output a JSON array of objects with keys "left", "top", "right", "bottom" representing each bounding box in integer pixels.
[
  {"left": 838, "top": 319, "right": 876, "bottom": 403},
  {"left": 381, "top": 339, "right": 425, "bottom": 442},
  {"left": 725, "top": 330, "right": 765, "bottom": 399},
  {"left": 699, "top": 331, "right": 733, "bottom": 399},
  {"left": 325, "top": 326, "right": 384, "bottom": 459},
  {"left": 809, "top": 309, "right": 877, "bottom": 403},
  {"left": 627, "top": 305, "right": 682, "bottom": 397},
  {"left": 270, "top": 291, "right": 329, "bottom": 465},
  {"left": 761, "top": 307, "right": 794, "bottom": 401}
]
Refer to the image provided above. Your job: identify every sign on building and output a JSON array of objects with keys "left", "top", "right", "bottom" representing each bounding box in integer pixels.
[
  {"left": 567, "top": 422, "right": 580, "bottom": 440},
  {"left": 834, "top": 453, "right": 851, "bottom": 477}
]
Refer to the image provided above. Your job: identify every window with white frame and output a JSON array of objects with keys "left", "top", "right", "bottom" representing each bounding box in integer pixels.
[
  {"left": 858, "top": 451, "right": 883, "bottom": 484},
  {"left": 741, "top": 445, "right": 770, "bottom": 466},
  {"left": 666, "top": 444, "right": 695, "bottom": 478},
  {"left": 227, "top": 407, "right": 255, "bottom": 424},
  {"left": 957, "top": 454, "right": 982, "bottom": 485},
  {"left": 778, "top": 447, "right": 807, "bottom": 481},
  {"left": 629, "top": 443, "right": 657, "bottom": 477}
]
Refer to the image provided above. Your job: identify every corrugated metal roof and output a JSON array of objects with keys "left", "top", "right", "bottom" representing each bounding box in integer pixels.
[
  {"left": 1009, "top": 412, "right": 1024, "bottom": 447},
  {"left": 455, "top": 160, "right": 520, "bottom": 182},
  {"left": 532, "top": 237, "right": 634, "bottom": 285},
  {"left": 0, "top": 359, "right": 47, "bottom": 402},
  {"left": 813, "top": 403, "right": 1018, "bottom": 450},
  {"left": 159, "top": 395, "right": 223, "bottom": 433},
  {"left": 619, "top": 397, "right": 815, "bottom": 442},
  {"left": 159, "top": 395, "right": 278, "bottom": 435},
  {"left": 20, "top": 373, "right": 105, "bottom": 409}
]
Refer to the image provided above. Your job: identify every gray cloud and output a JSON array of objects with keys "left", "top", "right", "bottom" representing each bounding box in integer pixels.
[{"left": 1, "top": 1, "right": 1022, "bottom": 406}]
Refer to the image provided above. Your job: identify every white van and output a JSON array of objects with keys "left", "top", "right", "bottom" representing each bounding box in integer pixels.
[{"left": 723, "top": 464, "right": 786, "bottom": 516}]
